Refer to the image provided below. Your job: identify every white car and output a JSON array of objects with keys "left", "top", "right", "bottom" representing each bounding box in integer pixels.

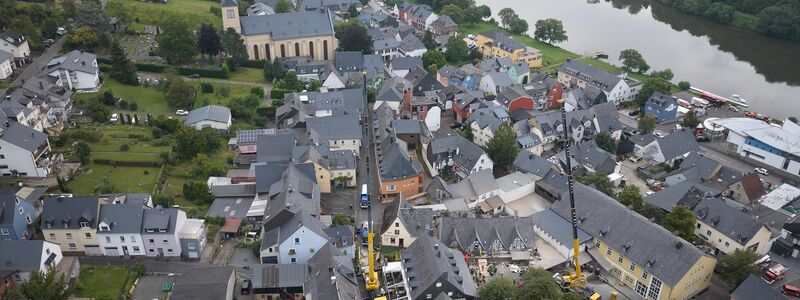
[
  {"left": 755, "top": 167, "right": 769, "bottom": 176},
  {"left": 56, "top": 27, "right": 67, "bottom": 36},
  {"left": 176, "top": 110, "right": 189, "bottom": 116},
  {"left": 110, "top": 113, "right": 119, "bottom": 123}
]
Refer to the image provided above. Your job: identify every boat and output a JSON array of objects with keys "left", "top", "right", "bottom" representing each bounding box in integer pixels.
[
  {"left": 731, "top": 94, "right": 748, "bottom": 103},
  {"left": 689, "top": 87, "right": 750, "bottom": 108}
]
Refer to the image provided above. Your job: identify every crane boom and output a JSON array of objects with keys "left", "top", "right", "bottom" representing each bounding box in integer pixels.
[
  {"left": 558, "top": 99, "right": 586, "bottom": 288},
  {"left": 362, "top": 72, "right": 380, "bottom": 293}
]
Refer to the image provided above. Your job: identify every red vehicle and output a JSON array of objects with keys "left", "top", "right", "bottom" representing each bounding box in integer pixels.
[
  {"left": 763, "top": 263, "right": 789, "bottom": 284},
  {"left": 783, "top": 284, "right": 800, "bottom": 297}
]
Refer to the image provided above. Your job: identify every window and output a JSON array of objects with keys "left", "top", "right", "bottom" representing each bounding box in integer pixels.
[
  {"left": 105, "top": 236, "right": 111, "bottom": 243},
  {"left": 323, "top": 40, "right": 329, "bottom": 60},
  {"left": 725, "top": 241, "right": 730, "bottom": 247},
  {"left": 253, "top": 45, "right": 260, "bottom": 60},
  {"left": 0, "top": 228, "right": 8, "bottom": 235},
  {"left": 294, "top": 42, "right": 300, "bottom": 57},
  {"left": 100, "top": 225, "right": 109, "bottom": 231},
  {"left": 635, "top": 282, "right": 647, "bottom": 297},
  {"left": 66, "top": 233, "right": 73, "bottom": 239},
  {"left": 290, "top": 257, "right": 297, "bottom": 263},
  {"left": 387, "top": 184, "right": 396, "bottom": 191},
  {"left": 696, "top": 223, "right": 701, "bottom": 228},
  {"left": 395, "top": 223, "right": 399, "bottom": 227},
  {"left": 706, "top": 230, "right": 711, "bottom": 236},
  {"left": 435, "top": 282, "right": 441, "bottom": 287},
  {"left": 226, "top": 9, "right": 234, "bottom": 19},
  {"left": 133, "top": 246, "right": 140, "bottom": 252},
  {"left": 647, "top": 277, "right": 662, "bottom": 299},
  {"left": 618, "top": 254, "right": 624, "bottom": 263},
  {"left": 629, "top": 263, "right": 635, "bottom": 272},
  {"left": 167, "top": 249, "right": 173, "bottom": 253},
  {"left": 390, "top": 238, "right": 396, "bottom": 243},
  {"left": 394, "top": 230, "right": 400, "bottom": 235},
  {"left": 188, "top": 243, "right": 195, "bottom": 250},
  {"left": 642, "top": 270, "right": 648, "bottom": 280},
  {"left": 148, "top": 239, "right": 155, "bottom": 244},
  {"left": 80, "top": 221, "right": 89, "bottom": 228},
  {"left": 0, "top": 155, "right": 4, "bottom": 159},
  {"left": 294, "top": 237, "right": 300, "bottom": 244},
  {"left": 25, "top": 214, "right": 31, "bottom": 224},
  {"left": 119, "top": 236, "right": 125, "bottom": 242},
  {"left": 289, "top": 248, "right": 296, "bottom": 255},
  {"left": 595, "top": 240, "right": 600, "bottom": 248},
  {"left": 606, "top": 248, "right": 612, "bottom": 256},
  {"left": 68, "top": 243, "right": 76, "bottom": 249},
  {"left": 18, "top": 207, "right": 22, "bottom": 214},
  {"left": 46, "top": 249, "right": 50, "bottom": 255},
  {"left": 426, "top": 294, "right": 432, "bottom": 299},
  {"left": 163, "top": 239, "right": 169, "bottom": 243},
  {"left": 268, "top": 247, "right": 273, "bottom": 253},
  {"left": 309, "top": 41, "right": 314, "bottom": 59},
  {"left": 85, "top": 233, "right": 92, "bottom": 238},
  {"left": 310, "top": 247, "right": 315, "bottom": 253},
  {"left": 149, "top": 249, "right": 154, "bottom": 253},
  {"left": 130, "top": 236, "right": 136, "bottom": 242}
]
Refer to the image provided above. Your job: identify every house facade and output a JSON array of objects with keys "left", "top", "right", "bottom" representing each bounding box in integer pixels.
[
  {"left": 0, "top": 121, "right": 55, "bottom": 177},
  {"left": 0, "top": 194, "right": 36, "bottom": 240},
  {"left": 474, "top": 31, "right": 542, "bottom": 68},
  {"left": 693, "top": 198, "right": 771, "bottom": 256},
  {"left": 41, "top": 50, "right": 100, "bottom": 91},
  {"left": 645, "top": 92, "right": 679, "bottom": 124},
  {"left": 185, "top": 105, "right": 232, "bottom": 131},
  {"left": 0, "top": 51, "right": 12, "bottom": 80},
  {"left": 41, "top": 196, "right": 103, "bottom": 255},
  {"left": 97, "top": 203, "right": 146, "bottom": 256},
  {"left": 0, "top": 240, "right": 62, "bottom": 285},
  {"left": 711, "top": 117, "right": 800, "bottom": 176},
  {"left": 141, "top": 208, "right": 186, "bottom": 258},
  {"left": 557, "top": 59, "right": 641, "bottom": 104},
  {"left": 381, "top": 207, "right": 433, "bottom": 249},
  {"left": 179, "top": 218, "right": 207, "bottom": 260},
  {"left": 0, "top": 30, "right": 30, "bottom": 67}
]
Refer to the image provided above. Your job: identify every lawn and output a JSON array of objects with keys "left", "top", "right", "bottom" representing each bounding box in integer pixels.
[
  {"left": 67, "top": 164, "right": 160, "bottom": 195},
  {"left": 195, "top": 82, "right": 255, "bottom": 108},
  {"left": 107, "top": 0, "right": 221, "bottom": 29},
  {"left": 459, "top": 22, "right": 579, "bottom": 67},
  {"left": 228, "top": 67, "right": 266, "bottom": 84},
  {"left": 75, "top": 266, "right": 129, "bottom": 300}
]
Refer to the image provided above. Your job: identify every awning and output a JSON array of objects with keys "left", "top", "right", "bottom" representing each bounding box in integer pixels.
[
  {"left": 587, "top": 247, "right": 611, "bottom": 271},
  {"left": 220, "top": 218, "right": 242, "bottom": 233}
]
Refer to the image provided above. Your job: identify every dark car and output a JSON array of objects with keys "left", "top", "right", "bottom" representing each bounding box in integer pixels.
[
  {"left": 628, "top": 110, "right": 640, "bottom": 116},
  {"left": 241, "top": 279, "right": 251, "bottom": 295},
  {"left": 450, "top": 123, "right": 462, "bottom": 129},
  {"left": 695, "top": 135, "right": 710, "bottom": 142}
]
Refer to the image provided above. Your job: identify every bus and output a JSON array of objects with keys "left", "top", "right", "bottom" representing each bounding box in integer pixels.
[{"left": 360, "top": 184, "right": 369, "bottom": 208}]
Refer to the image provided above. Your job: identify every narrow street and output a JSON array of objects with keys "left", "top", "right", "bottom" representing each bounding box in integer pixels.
[{"left": 0, "top": 37, "right": 65, "bottom": 98}]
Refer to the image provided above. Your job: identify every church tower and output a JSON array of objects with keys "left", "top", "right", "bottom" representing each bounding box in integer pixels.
[{"left": 221, "top": 0, "right": 241, "bottom": 34}]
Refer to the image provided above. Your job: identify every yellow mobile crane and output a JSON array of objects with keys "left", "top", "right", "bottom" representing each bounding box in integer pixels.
[{"left": 557, "top": 99, "right": 587, "bottom": 289}]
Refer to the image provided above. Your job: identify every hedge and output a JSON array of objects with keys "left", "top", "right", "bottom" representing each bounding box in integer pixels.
[
  {"left": 93, "top": 159, "right": 162, "bottom": 167},
  {"left": 96, "top": 58, "right": 230, "bottom": 79},
  {"left": 242, "top": 60, "right": 266, "bottom": 69},
  {"left": 270, "top": 89, "right": 293, "bottom": 99}
]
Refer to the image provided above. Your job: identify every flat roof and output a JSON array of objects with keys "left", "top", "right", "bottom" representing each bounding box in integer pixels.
[{"left": 760, "top": 183, "right": 800, "bottom": 211}]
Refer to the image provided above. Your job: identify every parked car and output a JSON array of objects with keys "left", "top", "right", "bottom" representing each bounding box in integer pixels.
[
  {"left": 755, "top": 167, "right": 769, "bottom": 176},
  {"left": 56, "top": 27, "right": 67, "bottom": 35},
  {"left": 240, "top": 279, "right": 251, "bottom": 295},
  {"left": 695, "top": 135, "right": 710, "bottom": 142},
  {"left": 110, "top": 113, "right": 119, "bottom": 123},
  {"left": 175, "top": 110, "right": 188, "bottom": 116},
  {"left": 783, "top": 284, "right": 800, "bottom": 297},
  {"left": 653, "top": 131, "right": 665, "bottom": 138},
  {"left": 43, "top": 39, "right": 55, "bottom": 47},
  {"left": 628, "top": 110, "right": 640, "bottom": 116}
]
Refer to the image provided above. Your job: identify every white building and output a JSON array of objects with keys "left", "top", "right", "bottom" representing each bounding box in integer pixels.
[
  {"left": 557, "top": 60, "right": 642, "bottom": 104},
  {"left": 259, "top": 212, "right": 330, "bottom": 264},
  {"left": 179, "top": 218, "right": 207, "bottom": 260},
  {"left": 141, "top": 208, "right": 186, "bottom": 257},
  {"left": 0, "top": 120, "right": 54, "bottom": 177},
  {"left": 41, "top": 50, "right": 100, "bottom": 91},
  {"left": 0, "top": 240, "right": 62, "bottom": 284},
  {"left": 711, "top": 117, "right": 800, "bottom": 175},
  {"left": 97, "top": 203, "right": 146, "bottom": 256},
  {"left": 0, "top": 30, "right": 30, "bottom": 67},
  {"left": 0, "top": 50, "right": 13, "bottom": 80},
  {"left": 184, "top": 105, "right": 232, "bottom": 131}
]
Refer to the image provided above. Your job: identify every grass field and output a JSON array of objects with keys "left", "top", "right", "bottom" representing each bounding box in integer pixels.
[
  {"left": 68, "top": 164, "right": 160, "bottom": 196},
  {"left": 107, "top": 0, "right": 221, "bottom": 29},
  {"left": 195, "top": 82, "right": 255, "bottom": 108},
  {"left": 75, "top": 266, "right": 129, "bottom": 300},
  {"left": 459, "top": 22, "right": 579, "bottom": 67},
  {"left": 228, "top": 67, "right": 266, "bottom": 84}
]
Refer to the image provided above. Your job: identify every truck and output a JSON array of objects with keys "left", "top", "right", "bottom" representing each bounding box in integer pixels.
[
  {"left": 360, "top": 184, "right": 369, "bottom": 208},
  {"left": 691, "top": 97, "right": 710, "bottom": 109},
  {"left": 763, "top": 263, "right": 788, "bottom": 284}
]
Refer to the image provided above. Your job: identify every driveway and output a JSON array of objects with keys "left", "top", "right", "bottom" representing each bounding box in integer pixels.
[{"left": 619, "top": 160, "right": 650, "bottom": 195}]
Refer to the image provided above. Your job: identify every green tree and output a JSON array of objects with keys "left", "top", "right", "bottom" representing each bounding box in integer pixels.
[
  {"left": 275, "top": 0, "right": 292, "bottom": 13},
  {"left": 789, "top": 116, "right": 799, "bottom": 124},
  {"left": 678, "top": 80, "right": 691, "bottom": 90},
  {"left": 616, "top": 186, "right": 643, "bottom": 211},
  {"left": 663, "top": 206, "right": 696, "bottom": 242},
  {"left": 640, "top": 203, "right": 666, "bottom": 223},
  {"left": 498, "top": 8, "right": 517, "bottom": 29},
  {"left": 651, "top": 68, "right": 674, "bottom": 80},
  {"left": 109, "top": 40, "right": 139, "bottom": 85},
  {"left": 331, "top": 214, "right": 354, "bottom": 226},
  {"left": 681, "top": 111, "right": 700, "bottom": 128},
  {"left": 595, "top": 132, "right": 616, "bottom": 154},
  {"left": 440, "top": 4, "right": 465, "bottom": 24},
  {"left": 517, "top": 273, "right": 561, "bottom": 300},
  {"left": 101, "top": 90, "right": 116, "bottom": 106},
  {"left": 508, "top": 18, "right": 529, "bottom": 35},
  {"left": 197, "top": 23, "right": 221, "bottom": 61},
  {"left": 228, "top": 95, "right": 261, "bottom": 121},
  {"left": 445, "top": 36, "right": 470, "bottom": 63},
  {"left": 422, "top": 50, "right": 447, "bottom": 69},
  {"left": 756, "top": 6, "right": 800, "bottom": 41},
  {"left": 578, "top": 172, "right": 614, "bottom": 197},
  {"left": 75, "top": 141, "right": 91, "bottom": 164},
  {"left": 175, "top": 126, "right": 204, "bottom": 159},
  {"left": 486, "top": 123, "right": 519, "bottom": 168},
  {"left": 182, "top": 181, "right": 213, "bottom": 204},
  {"left": 422, "top": 30, "right": 437, "bottom": 50},
  {"left": 463, "top": 6, "right": 485, "bottom": 24},
  {"left": 638, "top": 115, "right": 657, "bottom": 134},
  {"left": 154, "top": 194, "right": 174, "bottom": 207},
  {"left": 716, "top": 249, "right": 759, "bottom": 287},
  {"left": 348, "top": 5, "right": 358, "bottom": 18},
  {"left": 158, "top": 19, "right": 199, "bottom": 65},
  {"left": 335, "top": 21, "right": 373, "bottom": 53},
  {"left": 263, "top": 59, "right": 274, "bottom": 81},
  {"left": 56, "top": 176, "right": 71, "bottom": 193},
  {"left": 619, "top": 49, "right": 650, "bottom": 73},
  {"left": 308, "top": 80, "right": 321, "bottom": 92},
  {"left": 276, "top": 71, "right": 303, "bottom": 92},
  {"left": 75, "top": 0, "right": 110, "bottom": 33},
  {"left": 479, "top": 277, "right": 517, "bottom": 300},
  {"left": 66, "top": 26, "right": 98, "bottom": 49},
  {"left": 533, "top": 19, "right": 569, "bottom": 44},
  {"left": 166, "top": 77, "right": 196, "bottom": 108},
  {"left": 636, "top": 78, "right": 673, "bottom": 104},
  {"left": 271, "top": 57, "right": 286, "bottom": 82},
  {"left": 220, "top": 28, "right": 248, "bottom": 70},
  {"left": 5, "top": 268, "right": 75, "bottom": 300},
  {"left": 88, "top": 101, "right": 111, "bottom": 123}
]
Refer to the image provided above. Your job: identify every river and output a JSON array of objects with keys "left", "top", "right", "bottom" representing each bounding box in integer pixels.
[{"left": 474, "top": 0, "right": 800, "bottom": 118}]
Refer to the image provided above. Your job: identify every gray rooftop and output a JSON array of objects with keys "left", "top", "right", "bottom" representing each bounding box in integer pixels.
[
  {"left": 0, "top": 50, "right": 12, "bottom": 63},
  {"left": 239, "top": 10, "right": 334, "bottom": 39},
  {"left": 334, "top": 51, "right": 364, "bottom": 72},
  {"left": 399, "top": 34, "right": 425, "bottom": 52},
  {"left": 512, "top": 152, "right": 553, "bottom": 178},
  {"left": 255, "top": 163, "right": 287, "bottom": 194},
  {"left": 256, "top": 133, "right": 295, "bottom": 163},
  {"left": 657, "top": 130, "right": 701, "bottom": 162},
  {"left": 98, "top": 203, "right": 144, "bottom": 234},
  {"left": 391, "top": 56, "right": 423, "bottom": 71},
  {"left": 0, "top": 240, "right": 53, "bottom": 272},
  {"left": 142, "top": 208, "right": 179, "bottom": 233},
  {"left": 306, "top": 115, "right": 362, "bottom": 141},
  {"left": 43, "top": 50, "right": 97, "bottom": 75},
  {"left": 731, "top": 274, "right": 786, "bottom": 300},
  {"left": 694, "top": 198, "right": 767, "bottom": 245},
  {"left": 427, "top": 135, "right": 488, "bottom": 172},
  {"left": 169, "top": 266, "right": 235, "bottom": 300},
  {"left": 251, "top": 263, "right": 307, "bottom": 289},
  {"left": 558, "top": 59, "right": 627, "bottom": 93},
  {"left": 41, "top": 196, "right": 100, "bottom": 230},
  {"left": 185, "top": 105, "right": 231, "bottom": 125},
  {"left": 401, "top": 234, "right": 477, "bottom": 299},
  {"left": 305, "top": 243, "right": 360, "bottom": 300},
  {"left": 0, "top": 120, "right": 49, "bottom": 152},
  {"left": 439, "top": 215, "right": 538, "bottom": 252},
  {"left": 206, "top": 197, "right": 254, "bottom": 218},
  {"left": 645, "top": 181, "right": 713, "bottom": 211}
]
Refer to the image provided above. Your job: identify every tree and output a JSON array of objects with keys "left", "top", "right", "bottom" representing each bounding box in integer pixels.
[
  {"left": 331, "top": 214, "right": 354, "bottom": 226},
  {"left": 617, "top": 186, "right": 643, "bottom": 211},
  {"left": 638, "top": 115, "right": 657, "bottom": 134},
  {"left": 789, "top": 116, "right": 799, "bottom": 124},
  {"left": 101, "top": 90, "right": 116, "bottom": 106},
  {"left": 220, "top": 28, "right": 248, "bottom": 70},
  {"left": 158, "top": 19, "right": 199, "bottom": 65},
  {"left": 463, "top": 6, "right": 485, "bottom": 25},
  {"left": 275, "top": 0, "right": 292, "bottom": 13},
  {"left": 175, "top": 126, "right": 204, "bottom": 159},
  {"left": 166, "top": 77, "right": 196, "bottom": 108},
  {"left": 486, "top": 123, "right": 519, "bottom": 168},
  {"left": 498, "top": 8, "right": 517, "bottom": 29},
  {"left": 636, "top": 78, "right": 672, "bottom": 104},
  {"left": 197, "top": 23, "right": 221, "bottom": 61},
  {"left": 348, "top": 5, "right": 358, "bottom": 18},
  {"left": 66, "top": 26, "right": 98, "bottom": 49},
  {"left": 75, "top": 0, "right": 110, "bottom": 33},
  {"left": 75, "top": 141, "right": 91, "bottom": 164},
  {"left": 681, "top": 111, "right": 700, "bottom": 128},
  {"left": 651, "top": 68, "right": 674, "bottom": 80},
  {"left": 756, "top": 6, "right": 800, "bottom": 41},
  {"left": 478, "top": 5, "right": 492, "bottom": 19},
  {"left": 595, "top": 132, "right": 616, "bottom": 153},
  {"left": 619, "top": 49, "right": 650, "bottom": 73},
  {"left": 533, "top": 19, "right": 569, "bottom": 44},
  {"left": 441, "top": 4, "right": 465, "bottom": 24},
  {"left": 716, "top": 249, "right": 759, "bottom": 287},
  {"left": 678, "top": 80, "right": 691, "bottom": 90},
  {"left": 275, "top": 71, "right": 303, "bottom": 92},
  {"left": 578, "top": 172, "right": 614, "bottom": 197},
  {"left": 271, "top": 57, "right": 286, "bottom": 83},
  {"left": 663, "top": 206, "right": 696, "bottom": 242},
  {"left": 182, "top": 181, "right": 213, "bottom": 204},
  {"left": 422, "top": 30, "right": 437, "bottom": 50},
  {"left": 479, "top": 277, "right": 517, "bottom": 300},
  {"left": 109, "top": 40, "right": 139, "bottom": 85},
  {"left": 88, "top": 100, "right": 111, "bottom": 123},
  {"left": 56, "top": 176, "right": 71, "bottom": 193},
  {"left": 422, "top": 50, "right": 446, "bottom": 69},
  {"left": 335, "top": 21, "right": 373, "bottom": 53},
  {"left": 640, "top": 203, "right": 666, "bottom": 223},
  {"left": 263, "top": 59, "right": 274, "bottom": 81},
  {"left": 5, "top": 268, "right": 75, "bottom": 300},
  {"left": 228, "top": 95, "right": 261, "bottom": 121},
  {"left": 517, "top": 273, "right": 561, "bottom": 300},
  {"left": 445, "top": 36, "right": 470, "bottom": 63},
  {"left": 508, "top": 18, "right": 529, "bottom": 35}
]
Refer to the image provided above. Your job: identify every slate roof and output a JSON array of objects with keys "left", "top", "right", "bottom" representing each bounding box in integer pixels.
[
  {"left": 43, "top": 50, "right": 97, "bottom": 75},
  {"left": 646, "top": 92, "right": 678, "bottom": 112},
  {"left": 306, "top": 115, "right": 362, "bottom": 141},
  {"left": 467, "top": 107, "right": 508, "bottom": 132},
  {"left": 376, "top": 137, "right": 421, "bottom": 181},
  {"left": 363, "top": 54, "right": 384, "bottom": 81},
  {"left": 334, "top": 51, "right": 364, "bottom": 72},
  {"left": 185, "top": 105, "right": 231, "bottom": 125},
  {"left": 41, "top": 196, "right": 100, "bottom": 230},
  {"left": 377, "top": 76, "right": 410, "bottom": 102},
  {"left": 657, "top": 130, "right": 701, "bottom": 161},
  {"left": 281, "top": 89, "right": 365, "bottom": 119},
  {"left": 551, "top": 183, "right": 709, "bottom": 286},
  {"left": 206, "top": 197, "right": 254, "bottom": 218},
  {"left": 512, "top": 152, "right": 554, "bottom": 178},
  {"left": 239, "top": 10, "right": 335, "bottom": 39},
  {"left": 251, "top": 263, "right": 307, "bottom": 289},
  {"left": 392, "top": 119, "right": 423, "bottom": 135},
  {"left": 372, "top": 37, "right": 401, "bottom": 51},
  {"left": 262, "top": 210, "right": 328, "bottom": 248},
  {"left": 431, "top": 15, "right": 456, "bottom": 28},
  {"left": 644, "top": 181, "right": 713, "bottom": 211},
  {"left": 401, "top": 234, "right": 477, "bottom": 299},
  {"left": 629, "top": 133, "right": 657, "bottom": 146},
  {"left": 98, "top": 203, "right": 144, "bottom": 234},
  {"left": 262, "top": 163, "right": 321, "bottom": 219},
  {"left": 400, "top": 35, "right": 425, "bottom": 52},
  {"left": 427, "top": 135, "right": 489, "bottom": 172},
  {"left": 142, "top": 208, "right": 180, "bottom": 233},
  {"left": 694, "top": 198, "right": 766, "bottom": 245},
  {"left": 305, "top": 243, "right": 360, "bottom": 300},
  {"left": 255, "top": 163, "right": 287, "bottom": 194},
  {"left": 558, "top": 59, "right": 624, "bottom": 93},
  {"left": 484, "top": 72, "right": 513, "bottom": 88},
  {"left": 0, "top": 50, "right": 12, "bottom": 63},
  {"left": 0, "top": 240, "right": 52, "bottom": 272},
  {"left": 0, "top": 120, "right": 49, "bottom": 152},
  {"left": 439, "top": 216, "right": 537, "bottom": 252},
  {"left": 391, "top": 56, "right": 423, "bottom": 71},
  {"left": 220, "top": 0, "right": 238, "bottom": 7},
  {"left": 0, "top": 30, "right": 26, "bottom": 47},
  {"left": 328, "top": 149, "right": 356, "bottom": 170},
  {"left": 169, "top": 266, "right": 235, "bottom": 300},
  {"left": 256, "top": 133, "right": 295, "bottom": 163},
  {"left": 557, "top": 140, "right": 618, "bottom": 175},
  {"left": 324, "top": 225, "right": 354, "bottom": 249},
  {"left": 730, "top": 274, "right": 786, "bottom": 300},
  {"left": 531, "top": 209, "right": 591, "bottom": 249}
]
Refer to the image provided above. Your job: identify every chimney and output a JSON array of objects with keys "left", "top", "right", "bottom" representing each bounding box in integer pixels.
[{"left": 39, "top": 81, "right": 44, "bottom": 90}]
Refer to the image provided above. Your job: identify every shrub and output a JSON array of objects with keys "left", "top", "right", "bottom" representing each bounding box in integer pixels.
[
  {"left": 119, "top": 144, "right": 130, "bottom": 151},
  {"left": 119, "top": 99, "right": 128, "bottom": 109},
  {"left": 129, "top": 102, "right": 138, "bottom": 111},
  {"left": 200, "top": 82, "right": 214, "bottom": 93},
  {"left": 270, "top": 89, "right": 291, "bottom": 99}
]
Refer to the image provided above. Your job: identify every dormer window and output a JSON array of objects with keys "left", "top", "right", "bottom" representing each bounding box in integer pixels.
[
  {"left": 100, "top": 225, "right": 110, "bottom": 232},
  {"left": 79, "top": 222, "right": 89, "bottom": 228},
  {"left": 146, "top": 229, "right": 155, "bottom": 233},
  {"left": 159, "top": 229, "right": 167, "bottom": 233}
]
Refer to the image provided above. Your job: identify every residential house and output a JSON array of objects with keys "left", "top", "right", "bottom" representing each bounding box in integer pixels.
[
  {"left": 141, "top": 208, "right": 187, "bottom": 258},
  {"left": 479, "top": 72, "right": 513, "bottom": 96},
  {"left": 276, "top": 89, "right": 365, "bottom": 127},
  {"left": 375, "top": 76, "right": 411, "bottom": 112},
  {"left": 730, "top": 274, "right": 786, "bottom": 300},
  {"left": 644, "top": 181, "right": 713, "bottom": 212},
  {"left": 0, "top": 51, "right": 12, "bottom": 80},
  {"left": 399, "top": 234, "right": 477, "bottom": 300},
  {"left": 97, "top": 203, "right": 145, "bottom": 256},
  {"left": 324, "top": 225, "right": 355, "bottom": 258},
  {"left": 6, "top": 76, "right": 74, "bottom": 131},
  {"left": 725, "top": 172, "right": 766, "bottom": 206},
  {"left": 404, "top": 4, "right": 438, "bottom": 31},
  {"left": 399, "top": 34, "right": 427, "bottom": 57},
  {"left": 592, "top": 102, "right": 625, "bottom": 140},
  {"left": 256, "top": 133, "right": 296, "bottom": 163},
  {"left": 185, "top": 105, "right": 232, "bottom": 131},
  {"left": 772, "top": 215, "right": 800, "bottom": 259},
  {"left": 438, "top": 64, "right": 483, "bottom": 91},
  {"left": 404, "top": 66, "right": 443, "bottom": 95},
  {"left": 634, "top": 130, "right": 701, "bottom": 164},
  {"left": 693, "top": 198, "right": 771, "bottom": 256},
  {"left": 299, "top": 0, "right": 360, "bottom": 11},
  {"left": 374, "top": 104, "right": 424, "bottom": 197},
  {"left": 551, "top": 183, "right": 717, "bottom": 300},
  {"left": 373, "top": 36, "right": 402, "bottom": 62},
  {"left": 452, "top": 90, "right": 486, "bottom": 124},
  {"left": 221, "top": 0, "right": 336, "bottom": 61},
  {"left": 426, "top": 135, "right": 493, "bottom": 179},
  {"left": 304, "top": 243, "right": 360, "bottom": 299},
  {"left": 526, "top": 72, "right": 563, "bottom": 110},
  {"left": 41, "top": 196, "right": 103, "bottom": 255},
  {"left": 390, "top": 56, "right": 423, "bottom": 78},
  {"left": 246, "top": 2, "right": 275, "bottom": 15},
  {"left": 281, "top": 56, "right": 328, "bottom": 82},
  {"left": 506, "top": 63, "right": 531, "bottom": 85},
  {"left": 512, "top": 152, "right": 554, "bottom": 179},
  {"left": 497, "top": 85, "right": 534, "bottom": 112},
  {"left": 400, "top": 94, "right": 441, "bottom": 131},
  {"left": 528, "top": 108, "right": 596, "bottom": 150},
  {"left": 0, "top": 240, "right": 62, "bottom": 285},
  {"left": 179, "top": 218, "right": 207, "bottom": 260},
  {"left": 0, "top": 193, "right": 36, "bottom": 240},
  {"left": 259, "top": 209, "right": 329, "bottom": 264},
  {"left": 534, "top": 169, "right": 568, "bottom": 201},
  {"left": 710, "top": 117, "right": 800, "bottom": 175},
  {"left": 557, "top": 59, "right": 642, "bottom": 104},
  {"left": 41, "top": 50, "right": 100, "bottom": 91},
  {"left": 430, "top": 15, "right": 457, "bottom": 36},
  {"left": 392, "top": 119, "right": 432, "bottom": 150},
  {"left": 358, "top": 11, "right": 397, "bottom": 29},
  {"left": 531, "top": 209, "right": 592, "bottom": 260},
  {"left": 251, "top": 263, "right": 307, "bottom": 299},
  {"left": 555, "top": 140, "right": 621, "bottom": 183},
  {"left": 0, "top": 120, "right": 56, "bottom": 177},
  {"left": 474, "top": 31, "right": 542, "bottom": 68},
  {"left": 467, "top": 106, "right": 509, "bottom": 147},
  {"left": 0, "top": 30, "right": 30, "bottom": 68},
  {"left": 439, "top": 216, "right": 537, "bottom": 258},
  {"left": 645, "top": 92, "right": 679, "bottom": 124},
  {"left": 381, "top": 205, "right": 434, "bottom": 249},
  {"left": 305, "top": 115, "right": 362, "bottom": 156}
]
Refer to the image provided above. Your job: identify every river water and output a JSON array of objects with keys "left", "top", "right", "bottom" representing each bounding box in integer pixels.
[{"left": 475, "top": 0, "right": 800, "bottom": 118}]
